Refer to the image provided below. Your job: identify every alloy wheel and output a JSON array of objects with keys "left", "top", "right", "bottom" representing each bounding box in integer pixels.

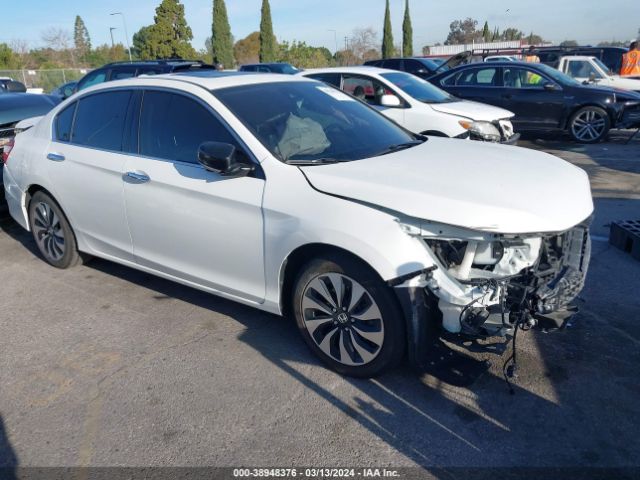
[
  {"left": 32, "top": 201, "right": 65, "bottom": 262},
  {"left": 301, "top": 273, "right": 384, "bottom": 366},
  {"left": 571, "top": 109, "right": 607, "bottom": 142}
]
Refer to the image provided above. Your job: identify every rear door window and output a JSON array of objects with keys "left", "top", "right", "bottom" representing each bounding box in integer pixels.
[
  {"left": 71, "top": 90, "right": 132, "bottom": 151},
  {"left": 138, "top": 90, "right": 237, "bottom": 164},
  {"left": 456, "top": 67, "right": 497, "bottom": 86}
]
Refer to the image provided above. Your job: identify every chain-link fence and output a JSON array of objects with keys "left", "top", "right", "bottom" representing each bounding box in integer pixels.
[{"left": 0, "top": 68, "right": 91, "bottom": 93}]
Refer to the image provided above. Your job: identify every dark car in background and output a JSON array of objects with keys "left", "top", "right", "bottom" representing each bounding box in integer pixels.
[
  {"left": 74, "top": 60, "right": 216, "bottom": 92},
  {"left": 429, "top": 61, "right": 640, "bottom": 143},
  {"left": 364, "top": 53, "right": 471, "bottom": 80},
  {"left": 1, "top": 93, "right": 61, "bottom": 207},
  {"left": 238, "top": 62, "right": 300, "bottom": 74},
  {"left": 0, "top": 79, "right": 28, "bottom": 94},
  {"left": 364, "top": 57, "right": 444, "bottom": 80}
]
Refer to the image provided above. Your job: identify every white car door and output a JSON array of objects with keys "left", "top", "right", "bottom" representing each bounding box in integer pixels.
[
  {"left": 122, "top": 89, "right": 266, "bottom": 302},
  {"left": 46, "top": 90, "right": 135, "bottom": 261}
]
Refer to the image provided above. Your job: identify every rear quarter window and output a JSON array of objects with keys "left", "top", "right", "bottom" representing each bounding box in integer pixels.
[{"left": 54, "top": 102, "right": 77, "bottom": 142}]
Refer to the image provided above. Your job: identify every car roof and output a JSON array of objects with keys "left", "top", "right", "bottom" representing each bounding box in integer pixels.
[
  {"left": 301, "top": 66, "right": 397, "bottom": 76},
  {"left": 76, "top": 70, "right": 316, "bottom": 94}
]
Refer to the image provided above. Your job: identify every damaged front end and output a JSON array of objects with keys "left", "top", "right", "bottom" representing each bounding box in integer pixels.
[{"left": 393, "top": 217, "right": 592, "bottom": 368}]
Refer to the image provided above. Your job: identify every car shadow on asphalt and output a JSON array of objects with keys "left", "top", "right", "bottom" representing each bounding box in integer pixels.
[
  {"left": 0, "top": 215, "right": 589, "bottom": 472},
  {"left": 0, "top": 415, "right": 18, "bottom": 479},
  {"left": 2, "top": 202, "right": 639, "bottom": 473}
]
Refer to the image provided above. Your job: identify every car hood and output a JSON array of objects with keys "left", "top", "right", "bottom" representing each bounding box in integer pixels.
[
  {"left": 301, "top": 138, "right": 593, "bottom": 234},
  {"left": 607, "top": 76, "right": 640, "bottom": 92},
  {"left": 430, "top": 100, "right": 514, "bottom": 121},
  {"left": 0, "top": 93, "right": 60, "bottom": 126}
]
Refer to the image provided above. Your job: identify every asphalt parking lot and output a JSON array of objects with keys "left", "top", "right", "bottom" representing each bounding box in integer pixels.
[{"left": 1, "top": 132, "right": 639, "bottom": 476}]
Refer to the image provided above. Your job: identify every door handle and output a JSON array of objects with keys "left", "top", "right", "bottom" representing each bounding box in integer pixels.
[
  {"left": 47, "top": 152, "right": 65, "bottom": 162},
  {"left": 502, "top": 94, "right": 513, "bottom": 100},
  {"left": 125, "top": 171, "right": 150, "bottom": 183}
]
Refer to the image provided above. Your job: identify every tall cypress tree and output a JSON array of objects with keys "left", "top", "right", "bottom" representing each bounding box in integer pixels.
[
  {"left": 482, "top": 21, "right": 490, "bottom": 42},
  {"left": 212, "top": 0, "right": 234, "bottom": 67},
  {"left": 259, "top": 0, "right": 277, "bottom": 62},
  {"left": 402, "top": 0, "right": 413, "bottom": 57},
  {"left": 74, "top": 16, "right": 91, "bottom": 60},
  {"left": 382, "top": 0, "right": 394, "bottom": 59}
]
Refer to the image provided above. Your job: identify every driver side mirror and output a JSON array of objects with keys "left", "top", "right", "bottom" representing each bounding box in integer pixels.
[
  {"left": 379, "top": 94, "right": 402, "bottom": 108},
  {"left": 197, "top": 142, "right": 252, "bottom": 176}
]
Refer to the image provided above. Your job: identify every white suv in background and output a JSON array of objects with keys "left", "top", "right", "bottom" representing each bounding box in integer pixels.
[
  {"left": 300, "top": 67, "right": 519, "bottom": 143},
  {"left": 3, "top": 72, "right": 591, "bottom": 377}
]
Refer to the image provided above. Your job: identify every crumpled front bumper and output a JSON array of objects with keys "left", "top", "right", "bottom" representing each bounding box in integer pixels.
[{"left": 392, "top": 223, "right": 591, "bottom": 367}]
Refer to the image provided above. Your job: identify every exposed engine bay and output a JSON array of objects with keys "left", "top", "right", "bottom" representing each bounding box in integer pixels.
[
  {"left": 425, "top": 223, "right": 591, "bottom": 336},
  {"left": 393, "top": 216, "right": 592, "bottom": 378}
]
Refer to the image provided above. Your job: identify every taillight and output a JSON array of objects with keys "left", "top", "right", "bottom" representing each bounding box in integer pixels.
[{"left": 1, "top": 137, "right": 15, "bottom": 165}]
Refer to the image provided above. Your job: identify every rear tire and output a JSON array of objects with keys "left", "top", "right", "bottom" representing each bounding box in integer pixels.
[
  {"left": 28, "top": 191, "right": 81, "bottom": 269},
  {"left": 292, "top": 252, "right": 406, "bottom": 378},
  {"left": 568, "top": 106, "right": 610, "bottom": 143}
]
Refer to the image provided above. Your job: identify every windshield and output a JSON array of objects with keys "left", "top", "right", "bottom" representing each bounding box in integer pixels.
[
  {"left": 213, "top": 81, "right": 418, "bottom": 163},
  {"left": 380, "top": 72, "right": 455, "bottom": 103},
  {"left": 534, "top": 63, "right": 581, "bottom": 87},
  {"left": 593, "top": 58, "right": 611, "bottom": 75}
]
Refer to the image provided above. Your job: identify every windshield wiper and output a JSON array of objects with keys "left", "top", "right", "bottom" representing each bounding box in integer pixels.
[
  {"left": 285, "top": 158, "right": 346, "bottom": 165},
  {"left": 376, "top": 140, "right": 424, "bottom": 156}
]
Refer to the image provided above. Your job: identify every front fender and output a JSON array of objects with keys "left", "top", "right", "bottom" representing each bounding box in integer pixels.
[{"left": 260, "top": 159, "right": 437, "bottom": 314}]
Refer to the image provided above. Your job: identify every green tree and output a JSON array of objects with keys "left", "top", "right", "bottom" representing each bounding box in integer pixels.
[
  {"left": 73, "top": 16, "right": 91, "bottom": 62},
  {"left": 402, "top": 0, "right": 413, "bottom": 57},
  {"left": 492, "top": 27, "right": 500, "bottom": 41},
  {"left": 0, "top": 43, "right": 19, "bottom": 69},
  {"left": 445, "top": 18, "right": 479, "bottom": 45},
  {"left": 212, "top": 0, "right": 234, "bottom": 67},
  {"left": 86, "top": 43, "right": 129, "bottom": 67},
  {"left": 560, "top": 40, "right": 579, "bottom": 47},
  {"left": 140, "top": 0, "right": 196, "bottom": 60},
  {"left": 235, "top": 31, "right": 260, "bottom": 65},
  {"left": 482, "top": 21, "right": 490, "bottom": 42},
  {"left": 132, "top": 26, "right": 153, "bottom": 59},
  {"left": 382, "top": 0, "right": 394, "bottom": 58},
  {"left": 278, "top": 41, "right": 331, "bottom": 68},
  {"left": 259, "top": 0, "right": 277, "bottom": 62}
]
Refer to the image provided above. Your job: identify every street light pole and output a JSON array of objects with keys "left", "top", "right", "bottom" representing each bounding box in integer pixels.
[
  {"left": 327, "top": 29, "right": 338, "bottom": 55},
  {"left": 110, "top": 12, "right": 132, "bottom": 61},
  {"left": 109, "top": 27, "right": 117, "bottom": 48}
]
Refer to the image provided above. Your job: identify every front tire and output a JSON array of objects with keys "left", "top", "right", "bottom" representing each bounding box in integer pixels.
[
  {"left": 28, "top": 191, "right": 81, "bottom": 269},
  {"left": 568, "top": 106, "right": 610, "bottom": 143},
  {"left": 292, "top": 253, "right": 406, "bottom": 378}
]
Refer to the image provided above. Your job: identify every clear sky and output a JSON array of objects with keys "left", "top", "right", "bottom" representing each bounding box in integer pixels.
[{"left": 1, "top": 0, "right": 637, "bottom": 53}]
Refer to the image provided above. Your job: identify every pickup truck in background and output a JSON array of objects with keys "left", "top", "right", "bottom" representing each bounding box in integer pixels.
[{"left": 557, "top": 56, "right": 640, "bottom": 93}]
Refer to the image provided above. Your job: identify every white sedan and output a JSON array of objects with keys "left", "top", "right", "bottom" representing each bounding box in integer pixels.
[
  {"left": 300, "top": 66, "right": 519, "bottom": 143},
  {"left": 3, "top": 72, "right": 591, "bottom": 377}
]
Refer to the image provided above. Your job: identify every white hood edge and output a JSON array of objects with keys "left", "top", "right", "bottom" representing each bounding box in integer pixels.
[
  {"left": 430, "top": 100, "right": 515, "bottom": 122},
  {"left": 302, "top": 137, "right": 593, "bottom": 235}
]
